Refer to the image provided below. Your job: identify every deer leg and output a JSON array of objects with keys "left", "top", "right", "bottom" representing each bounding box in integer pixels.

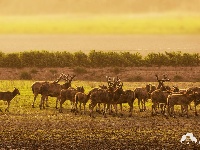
[
  {"left": 104, "top": 103, "right": 110, "bottom": 118},
  {"left": 79, "top": 102, "right": 82, "bottom": 114},
  {"left": 113, "top": 104, "right": 118, "bottom": 115},
  {"left": 39, "top": 96, "right": 45, "bottom": 110},
  {"left": 128, "top": 102, "right": 133, "bottom": 117},
  {"left": 138, "top": 99, "right": 142, "bottom": 112},
  {"left": 143, "top": 99, "right": 146, "bottom": 111},
  {"left": 45, "top": 96, "right": 49, "bottom": 107},
  {"left": 71, "top": 100, "right": 76, "bottom": 113},
  {"left": 120, "top": 103, "right": 123, "bottom": 112},
  {"left": 5, "top": 101, "right": 10, "bottom": 112},
  {"left": 185, "top": 105, "right": 189, "bottom": 118},
  {"left": 59, "top": 99, "right": 65, "bottom": 113},
  {"left": 103, "top": 103, "right": 107, "bottom": 115},
  {"left": 171, "top": 106, "right": 175, "bottom": 117},
  {"left": 189, "top": 104, "right": 192, "bottom": 110},
  {"left": 195, "top": 103, "right": 198, "bottom": 116},
  {"left": 89, "top": 102, "right": 97, "bottom": 118},
  {"left": 83, "top": 103, "right": 86, "bottom": 114},
  {"left": 96, "top": 103, "right": 100, "bottom": 113},
  {"left": 32, "top": 94, "right": 38, "bottom": 108},
  {"left": 55, "top": 96, "right": 60, "bottom": 109}
]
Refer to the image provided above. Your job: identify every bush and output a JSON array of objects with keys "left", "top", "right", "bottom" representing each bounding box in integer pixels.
[
  {"left": 112, "top": 67, "right": 121, "bottom": 74},
  {"left": 49, "top": 69, "right": 58, "bottom": 74},
  {"left": 173, "top": 75, "right": 183, "bottom": 81},
  {"left": 73, "top": 67, "right": 88, "bottom": 74},
  {"left": 20, "top": 72, "right": 32, "bottom": 80},
  {"left": 30, "top": 68, "right": 38, "bottom": 74},
  {"left": 127, "top": 76, "right": 143, "bottom": 82}
]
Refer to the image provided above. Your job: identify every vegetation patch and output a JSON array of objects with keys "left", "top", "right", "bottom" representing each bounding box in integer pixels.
[
  {"left": 19, "top": 71, "right": 32, "bottom": 80},
  {"left": 30, "top": 68, "right": 38, "bottom": 74},
  {"left": 173, "top": 75, "right": 184, "bottom": 82},
  {"left": 49, "top": 69, "right": 58, "bottom": 74},
  {"left": 73, "top": 67, "right": 88, "bottom": 74},
  {"left": 112, "top": 67, "right": 121, "bottom": 74}
]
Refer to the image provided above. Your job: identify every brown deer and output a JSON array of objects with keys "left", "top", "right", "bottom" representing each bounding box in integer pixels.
[
  {"left": 167, "top": 90, "right": 197, "bottom": 118},
  {"left": 74, "top": 92, "right": 90, "bottom": 114},
  {"left": 0, "top": 88, "right": 20, "bottom": 112},
  {"left": 31, "top": 73, "right": 66, "bottom": 108},
  {"left": 59, "top": 86, "right": 84, "bottom": 113},
  {"left": 39, "top": 74, "right": 76, "bottom": 109},
  {"left": 134, "top": 84, "right": 152, "bottom": 112}
]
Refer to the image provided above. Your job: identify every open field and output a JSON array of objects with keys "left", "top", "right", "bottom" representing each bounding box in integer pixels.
[{"left": 0, "top": 80, "right": 200, "bottom": 149}]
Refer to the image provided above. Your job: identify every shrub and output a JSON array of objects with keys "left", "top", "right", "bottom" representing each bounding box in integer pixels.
[
  {"left": 127, "top": 76, "right": 143, "bottom": 82},
  {"left": 30, "top": 68, "right": 38, "bottom": 74},
  {"left": 112, "top": 67, "right": 121, "bottom": 74},
  {"left": 73, "top": 67, "right": 88, "bottom": 74},
  {"left": 173, "top": 75, "right": 183, "bottom": 81},
  {"left": 133, "top": 75, "right": 143, "bottom": 82},
  {"left": 49, "top": 69, "right": 58, "bottom": 74},
  {"left": 20, "top": 71, "right": 32, "bottom": 80}
]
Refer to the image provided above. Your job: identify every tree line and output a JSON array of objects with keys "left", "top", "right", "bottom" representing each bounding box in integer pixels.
[{"left": 0, "top": 50, "right": 199, "bottom": 68}]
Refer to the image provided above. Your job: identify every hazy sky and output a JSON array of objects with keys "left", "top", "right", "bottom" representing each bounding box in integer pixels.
[{"left": 0, "top": 0, "right": 200, "bottom": 15}]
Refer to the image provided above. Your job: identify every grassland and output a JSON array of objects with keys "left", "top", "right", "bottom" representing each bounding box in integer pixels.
[
  {"left": 0, "top": 80, "right": 200, "bottom": 149},
  {"left": 1, "top": 14, "right": 200, "bottom": 34}
]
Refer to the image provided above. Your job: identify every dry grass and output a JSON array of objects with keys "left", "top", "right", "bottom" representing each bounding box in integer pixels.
[{"left": 0, "top": 67, "right": 199, "bottom": 82}]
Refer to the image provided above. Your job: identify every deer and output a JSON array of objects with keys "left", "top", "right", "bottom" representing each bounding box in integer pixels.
[
  {"left": 0, "top": 88, "right": 20, "bottom": 112},
  {"left": 39, "top": 74, "right": 76, "bottom": 109}
]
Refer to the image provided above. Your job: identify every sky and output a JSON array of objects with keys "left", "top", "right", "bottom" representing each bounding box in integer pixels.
[{"left": 0, "top": 0, "right": 200, "bottom": 15}]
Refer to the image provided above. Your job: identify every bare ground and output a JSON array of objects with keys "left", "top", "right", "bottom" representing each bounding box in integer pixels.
[
  {"left": 0, "top": 107, "right": 200, "bottom": 149},
  {"left": 1, "top": 66, "right": 200, "bottom": 82}
]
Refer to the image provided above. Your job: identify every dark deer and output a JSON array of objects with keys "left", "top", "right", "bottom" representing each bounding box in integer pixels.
[
  {"left": 31, "top": 73, "right": 66, "bottom": 108},
  {"left": 59, "top": 86, "right": 84, "bottom": 113},
  {"left": 0, "top": 88, "right": 20, "bottom": 112},
  {"left": 117, "top": 89, "right": 135, "bottom": 117},
  {"left": 39, "top": 74, "right": 76, "bottom": 109},
  {"left": 75, "top": 92, "right": 90, "bottom": 114},
  {"left": 134, "top": 84, "right": 152, "bottom": 112},
  {"left": 155, "top": 74, "right": 171, "bottom": 91}
]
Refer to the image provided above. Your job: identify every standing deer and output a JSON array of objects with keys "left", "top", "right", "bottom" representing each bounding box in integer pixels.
[
  {"left": 0, "top": 88, "right": 20, "bottom": 112},
  {"left": 31, "top": 73, "right": 65, "bottom": 108},
  {"left": 39, "top": 74, "right": 76, "bottom": 109},
  {"left": 59, "top": 86, "right": 84, "bottom": 113}
]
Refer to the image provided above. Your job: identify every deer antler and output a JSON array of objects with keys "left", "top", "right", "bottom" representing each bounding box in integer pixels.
[
  {"left": 69, "top": 74, "right": 76, "bottom": 82},
  {"left": 53, "top": 74, "right": 63, "bottom": 83},
  {"left": 62, "top": 74, "right": 69, "bottom": 81}
]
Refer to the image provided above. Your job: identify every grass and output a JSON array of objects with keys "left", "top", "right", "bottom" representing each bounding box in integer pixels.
[
  {"left": 0, "top": 80, "right": 200, "bottom": 149},
  {"left": 1, "top": 14, "right": 200, "bottom": 34}
]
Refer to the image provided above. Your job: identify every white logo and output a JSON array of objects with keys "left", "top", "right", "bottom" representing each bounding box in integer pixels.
[{"left": 180, "top": 133, "right": 197, "bottom": 144}]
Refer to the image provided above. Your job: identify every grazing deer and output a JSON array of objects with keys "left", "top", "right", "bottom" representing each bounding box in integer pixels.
[{"left": 0, "top": 88, "right": 20, "bottom": 112}]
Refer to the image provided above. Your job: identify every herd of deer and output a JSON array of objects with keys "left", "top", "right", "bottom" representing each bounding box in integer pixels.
[{"left": 0, "top": 73, "right": 199, "bottom": 118}]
